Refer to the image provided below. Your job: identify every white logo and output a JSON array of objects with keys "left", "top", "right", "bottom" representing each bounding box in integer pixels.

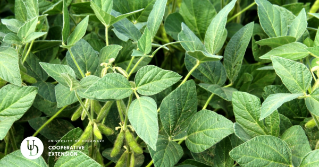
[{"left": 20, "top": 136, "right": 44, "bottom": 159}]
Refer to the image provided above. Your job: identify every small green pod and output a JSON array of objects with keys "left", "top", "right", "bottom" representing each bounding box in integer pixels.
[
  {"left": 71, "top": 105, "right": 83, "bottom": 121},
  {"left": 73, "top": 122, "right": 93, "bottom": 147},
  {"left": 81, "top": 99, "right": 90, "bottom": 120},
  {"left": 305, "top": 119, "right": 316, "bottom": 129},
  {"left": 91, "top": 100, "right": 102, "bottom": 115},
  {"left": 115, "top": 151, "right": 128, "bottom": 167},
  {"left": 130, "top": 152, "right": 135, "bottom": 167},
  {"left": 93, "top": 123, "right": 103, "bottom": 140},
  {"left": 97, "top": 123, "right": 114, "bottom": 136},
  {"left": 110, "top": 130, "right": 125, "bottom": 157},
  {"left": 96, "top": 101, "right": 113, "bottom": 122},
  {"left": 125, "top": 129, "right": 143, "bottom": 154}
]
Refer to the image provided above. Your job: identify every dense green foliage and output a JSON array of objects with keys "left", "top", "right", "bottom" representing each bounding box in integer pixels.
[{"left": 1, "top": 0, "right": 319, "bottom": 166}]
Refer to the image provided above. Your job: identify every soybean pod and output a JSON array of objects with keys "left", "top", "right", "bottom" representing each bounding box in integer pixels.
[
  {"left": 71, "top": 105, "right": 83, "bottom": 121},
  {"left": 125, "top": 129, "right": 143, "bottom": 154},
  {"left": 115, "top": 151, "right": 128, "bottom": 167},
  {"left": 110, "top": 130, "right": 125, "bottom": 157},
  {"left": 93, "top": 122, "right": 102, "bottom": 140},
  {"left": 130, "top": 152, "right": 135, "bottom": 167},
  {"left": 73, "top": 122, "right": 93, "bottom": 147},
  {"left": 97, "top": 123, "right": 114, "bottom": 136},
  {"left": 96, "top": 101, "right": 114, "bottom": 122}
]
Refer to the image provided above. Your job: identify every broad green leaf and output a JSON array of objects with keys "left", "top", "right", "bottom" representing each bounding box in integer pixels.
[
  {"left": 308, "top": 46, "right": 319, "bottom": 58},
  {"left": 281, "top": 125, "right": 312, "bottom": 167},
  {"left": 3, "top": 33, "right": 22, "bottom": 45},
  {"left": 85, "top": 73, "right": 133, "bottom": 100},
  {"left": 17, "top": 17, "right": 38, "bottom": 41},
  {"left": 90, "top": 1, "right": 112, "bottom": 26},
  {"left": 25, "top": 53, "right": 48, "bottom": 82},
  {"left": 232, "top": 92, "right": 268, "bottom": 137},
  {"left": 42, "top": 0, "right": 63, "bottom": 15},
  {"left": 271, "top": 56, "right": 312, "bottom": 93},
  {"left": 260, "top": 42, "right": 309, "bottom": 60},
  {"left": 148, "top": 135, "right": 183, "bottom": 167},
  {"left": 112, "top": 16, "right": 141, "bottom": 41},
  {"left": 99, "top": 45, "right": 122, "bottom": 63},
  {"left": 256, "top": 0, "right": 288, "bottom": 37},
  {"left": 110, "top": 9, "right": 144, "bottom": 25},
  {"left": 138, "top": 27, "right": 152, "bottom": 54},
  {"left": 256, "top": 36, "right": 296, "bottom": 48},
  {"left": 62, "top": 0, "right": 70, "bottom": 45},
  {"left": 66, "top": 39, "right": 99, "bottom": 78},
  {"left": 15, "top": 0, "right": 28, "bottom": 22},
  {"left": 33, "top": 81, "right": 56, "bottom": 102},
  {"left": 185, "top": 54, "right": 226, "bottom": 86},
  {"left": 1, "top": 19, "right": 23, "bottom": 33},
  {"left": 224, "top": 22, "right": 254, "bottom": 83},
  {"left": 77, "top": 75, "right": 100, "bottom": 99},
  {"left": 135, "top": 65, "right": 182, "bottom": 95},
  {"left": 179, "top": 0, "right": 216, "bottom": 41},
  {"left": 0, "top": 150, "right": 47, "bottom": 167},
  {"left": 23, "top": 0, "right": 39, "bottom": 19},
  {"left": 279, "top": 114, "right": 292, "bottom": 135},
  {"left": 0, "top": 84, "right": 37, "bottom": 140},
  {"left": 0, "top": 47, "right": 22, "bottom": 86},
  {"left": 234, "top": 122, "right": 252, "bottom": 142},
  {"left": 260, "top": 93, "right": 303, "bottom": 120},
  {"left": 160, "top": 80, "right": 197, "bottom": 137},
  {"left": 204, "top": 0, "right": 236, "bottom": 54},
  {"left": 39, "top": 62, "right": 76, "bottom": 88},
  {"left": 128, "top": 96, "right": 158, "bottom": 150},
  {"left": 305, "top": 88, "right": 319, "bottom": 116},
  {"left": 164, "top": 13, "right": 184, "bottom": 40},
  {"left": 132, "top": 49, "right": 148, "bottom": 57},
  {"left": 113, "top": 0, "right": 155, "bottom": 22},
  {"left": 24, "top": 32, "right": 47, "bottom": 43},
  {"left": 299, "top": 150, "right": 319, "bottom": 167},
  {"left": 288, "top": 8, "right": 307, "bottom": 40},
  {"left": 198, "top": 83, "right": 237, "bottom": 101},
  {"left": 60, "top": 73, "right": 81, "bottom": 91},
  {"left": 187, "top": 51, "right": 222, "bottom": 62},
  {"left": 147, "top": 0, "right": 168, "bottom": 38},
  {"left": 213, "top": 137, "right": 233, "bottom": 167},
  {"left": 55, "top": 150, "right": 102, "bottom": 167},
  {"left": 92, "top": 0, "right": 112, "bottom": 13},
  {"left": 264, "top": 110, "right": 280, "bottom": 137},
  {"left": 191, "top": 145, "right": 214, "bottom": 166},
  {"left": 186, "top": 109, "right": 234, "bottom": 153},
  {"left": 67, "top": 15, "right": 89, "bottom": 46},
  {"left": 229, "top": 135, "right": 292, "bottom": 167},
  {"left": 251, "top": 24, "right": 272, "bottom": 62},
  {"left": 178, "top": 23, "right": 206, "bottom": 52}
]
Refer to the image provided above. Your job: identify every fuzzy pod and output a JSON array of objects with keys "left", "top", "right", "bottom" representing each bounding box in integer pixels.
[
  {"left": 73, "top": 122, "right": 93, "bottom": 147},
  {"left": 97, "top": 123, "right": 114, "bottom": 136},
  {"left": 305, "top": 119, "right": 317, "bottom": 129},
  {"left": 71, "top": 105, "right": 83, "bottom": 121},
  {"left": 81, "top": 99, "right": 90, "bottom": 120},
  {"left": 93, "top": 123, "right": 103, "bottom": 140},
  {"left": 110, "top": 130, "right": 125, "bottom": 157},
  {"left": 115, "top": 151, "right": 128, "bottom": 167},
  {"left": 96, "top": 101, "right": 114, "bottom": 122},
  {"left": 130, "top": 152, "right": 135, "bottom": 167},
  {"left": 125, "top": 129, "right": 143, "bottom": 154},
  {"left": 91, "top": 100, "right": 102, "bottom": 115}
]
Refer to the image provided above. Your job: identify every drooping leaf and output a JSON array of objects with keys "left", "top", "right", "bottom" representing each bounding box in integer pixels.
[
  {"left": 147, "top": 0, "right": 168, "bottom": 38},
  {"left": 260, "top": 42, "right": 309, "bottom": 60},
  {"left": 67, "top": 15, "right": 89, "bottom": 46},
  {"left": 135, "top": 65, "right": 182, "bottom": 95},
  {"left": 305, "top": 87, "right": 319, "bottom": 116},
  {"left": 0, "top": 150, "right": 47, "bottom": 167},
  {"left": 55, "top": 150, "right": 102, "bottom": 167},
  {"left": 256, "top": 36, "right": 296, "bottom": 48},
  {"left": 0, "top": 47, "right": 22, "bottom": 86},
  {"left": 229, "top": 135, "right": 293, "bottom": 167},
  {"left": 186, "top": 109, "right": 234, "bottom": 153},
  {"left": 288, "top": 8, "right": 307, "bottom": 40},
  {"left": 198, "top": 83, "right": 237, "bottom": 101},
  {"left": 128, "top": 96, "right": 158, "bottom": 150}
]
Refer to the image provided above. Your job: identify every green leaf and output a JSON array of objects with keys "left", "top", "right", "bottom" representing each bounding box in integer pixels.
[
  {"left": 178, "top": 23, "right": 206, "bottom": 52},
  {"left": 0, "top": 84, "right": 37, "bottom": 140},
  {"left": 90, "top": 1, "right": 112, "bottom": 26},
  {"left": 60, "top": 73, "right": 81, "bottom": 91},
  {"left": 112, "top": 15, "right": 141, "bottom": 41},
  {"left": 100, "top": 45, "right": 122, "bottom": 63},
  {"left": 299, "top": 150, "right": 319, "bottom": 167},
  {"left": 307, "top": 46, "right": 319, "bottom": 58},
  {"left": 260, "top": 93, "right": 303, "bottom": 120},
  {"left": 187, "top": 51, "right": 222, "bottom": 62},
  {"left": 213, "top": 137, "right": 234, "bottom": 167},
  {"left": 271, "top": 56, "right": 312, "bottom": 93},
  {"left": 3, "top": 33, "right": 22, "bottom": 45},
  {"left": 288, "top": 8, "right": 307, "bottom": 40},
  {"left": 17, "top": 17, "right": 38, "bottom": 42},
  {"left": 77, "top": 75, "right": 100, "bottom": 99},
  {"left": 85, "top": 73, "right": 133, "bottom": 100},
  {"left": 0, "top": 47, "right": 22, "bottom": 86},
  {"left": 15, "top": 0, "right": 28, "bottom": 22},
  {"left": 204, "top": 0, "right": 236, "bottom": 54},
  {"left": 160, "top": 80, "right": 197, "bottom": 137},
  {"left": 0, "top": 150, "right": 47, "bottom": 167},
  {"left": 264, "top": 110, "right": 280, "bottom": 137},
  {"left": 232, "top": 92, "right": 268, "bottom": 138},
  {"left": 138, "top": 27, "right": 152, "bottom": 54},
  {"left": 279, "top": 114, "right": 292, "bottom": 135},
  {"left": 1, "top": 19, "right": 23, "bottom": 33},
  {"left": 185, "top": 54, "right": 226, "bottom": 86},
  {"left": 179, "top": 0, "right": 216, "bottom": 41},
  {"left": 67, "top": 15, "right": 89, "bottom": 46},
  {"left": 33, "top": 81, "right": 56, "bottom": 102},
  {"left": 23, "top": 0, "right": 39, "bottom": 19},
  {"left": 255, "top": 36, "right": 296, "bottom": 48},
  {"left": 24, "top": 32, "right": 47, "bottom": 43},
  {"left": 128, "top": 96, "right": 158, "bottom": 150},
  {"left": 39, "top": 62, "right": 76, "bottom": 88},
  {"left": 147, "top": 0, "right": 168, "bottom": 38},
  {"left": 198, "top": 83, "right": 237, "bottom": 101},
  {"left": 148, "top": 135, "right": 183, "bottom": 167},
  {"left": 25, "top": 53, "right": 48, "bottom": 82},
  {"left": 234, "top": 122, "right": 252, "bottom": 142},
  {"left": 110, "top": 9, "right": 144, "bottom": 25},
  {"left": 42, "top": 0, "right": 63, "bottom": 15},
  {"left": 62, "top": 0, "right": 70, "bottom": 45},
  {"left": 164, "top": 13, "right": 184, "bottom": 40},
  {"left": 186, "top": 109, "right": 234, "bottom": 153},
  {"left": 281, "top": 125, "right": 312, "bottom": 167},
  {"left": 305, "top": 88, "right": 319, "bottom": 116},
  {"left": 135, "top": 65, "right": 182, "bottom": 96},
  {"left": 260, "top": 42, "right": 309, "bottom": 60},
  {"left": 92, "top": 0, "right": 112, "bottom": 13},
  {"left": 113, "top": 0, "right": 155, "bottom": 22},
  {"left": 55, "top": 150, "right": 102, "bottom": 167},
  {"left": 229, "top": 135, "right": 292, "bottom": 167},
  {"left": 224, "top": 22, "right": 254, "bottom": 83},
  {"left": 256, "top": 0, "right": 288, "bottom": 37},
  {"left": 191, "top": 145, "right": 214, "bottom": 166},
  {"left": 66, "top": 39, "right": 99, "bottom": 78}
]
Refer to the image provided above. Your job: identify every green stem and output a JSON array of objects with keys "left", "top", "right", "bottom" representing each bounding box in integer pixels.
[
  {"left": 22, "top": 40, "right": 34, "bottom": 64},
  {"left": 151, "top": 41, "right": 187, "bottom": 57},
  {"left": 22, "top": 43, "right": 29, "bottom": 57},
  {"left": 75, "top": 92, "right": 92, "bottom": 120},
  {"left": 9, "top": 128, "right": 17, "bottom": 150},
  {"left": 69, "top": 49, "right": 85, "bottom": 78},
  {"left": 126, "top": 57, "right": 135, "bottom": 72},
  {"left": 105, "top": 26, "right": 109, "bottom": 46},
  {"left": 33, "top": 106, "right": 68, "bottom": 137},
  {"left": 171, "top": 0, "right": 177, "bottom": 13},
  {"left": 4, "top": 136, "right": 9, "bottom": 155},
  {"left": 90, "top": 130, "right": 94, "bottom": 157},
  {"left": 310, "top": 0, "right": 319, "bottom": 13},
  {"left": 116, "top": 100, "right": 125, "bottom": 123},
  {"left": 124, "top": 94, "right": 133, "bottom": 128},
  {"left": 105, "top": 161, "right": 113, "bottom": 167},
  {"left": 146, "top": 160, "right": 154, "bottom": 167},
  {"left": 178, "top": 60, "right": 200, "bottom": 87},
  {"left": 202, "top": 94, "right": 214, "bottom": 110},
  {"left": 227, "top": 2, "right": 256, "bottom": 23},
  {"left": 128, "top": 57, "right": 145, "bottom": 78},
  {"left": 133, "top": 89, "right": 140, "bottom": 99}
]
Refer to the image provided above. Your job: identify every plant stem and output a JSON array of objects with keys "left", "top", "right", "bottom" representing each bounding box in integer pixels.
[
  {"left": 9, "top": 128, "right": 17, "bottom": 150},
  {"left": 202, "top": 94, "right": 214, "bottom": 110},
  {"left": 310, "top": 0, "right": 319, "bottom": 13},
  {"left": 171, "top": 0, "right": 177, "bottom": 13},
  {"left": 227, "top": 2, "right": 256, "bottom": 23},
  {"left": 146, "top": 160, "right": 154, "bottom": 167},
  {"left": 75, "top": 92, "right": 92, "bottom": 120},
  {"left": 128, "top": 57, "right": 145, "bottom": 78},
  {"left": 4, "top": 136, "right": 9, "bottom": 155},
  {"left": 105, "top": 26, "right": 109, "bottom": 46},
  {"left": 116, "top": 100, "right": 125, "bottom": 123},
  {"left": 178, "top": 60, "right": 200, "bottom": 87},
  {"left": 69, "top": 49, "right": 85, "bottom": 78},
  {"left": 22, "top": 40, "right": 34, "bottom": 64},
  {"left": 126, "top": 57, "right": 135, "bottom": 72},
  {"left": 105, "top": 161, "right": 113, "bottom": 167},
  {"left": 133, "top": 89, "right": 140, "bottom": 99},
  {"left": 22, "top": 43, "right": 29, "bottom": 57},
  {"left": 33, "top": 106, "right": 68, "bottom": 137}
]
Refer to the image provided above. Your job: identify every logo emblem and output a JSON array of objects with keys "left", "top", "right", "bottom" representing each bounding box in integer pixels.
[{"left": 21, "top": 136, "right": 44, "bottom": 159}]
